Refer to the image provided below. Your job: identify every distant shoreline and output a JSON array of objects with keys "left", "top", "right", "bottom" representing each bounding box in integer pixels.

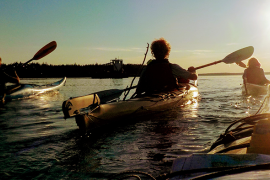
[{"left": 3, "top": 62, "right": 270, "bottom": 78}]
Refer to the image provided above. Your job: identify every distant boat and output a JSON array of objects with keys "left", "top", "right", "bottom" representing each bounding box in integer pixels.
[{"left": 91, "top": 58, "right": 128, "bottom": 79}]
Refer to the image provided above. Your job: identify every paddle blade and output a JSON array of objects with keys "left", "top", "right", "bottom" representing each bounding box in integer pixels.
[
  {"left": 235, "top": 61, "right": 247, "bottom": 68},
  {"left": 223, "top": 46, "right": 254, "bottom": 64},
  {"left": 32, "top": 41, "right": 57, "bottom": 60}
]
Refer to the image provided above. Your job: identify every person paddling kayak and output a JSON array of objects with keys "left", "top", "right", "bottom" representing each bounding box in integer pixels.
[
  {"left": 243, "top": 57, "right": 270, "bottom": 85},
  {"left": 135, "top": 37, "right": 197, "bottom": 96},
  {"left": 0, "top": 57, "right": 20, "bottom": 104}
]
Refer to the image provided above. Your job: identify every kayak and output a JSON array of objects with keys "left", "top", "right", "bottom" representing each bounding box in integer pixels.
[
  {"left": 209, "top": 113, "right": 270, "bottom": 154},
  {"left": 62, "top": 81, "right": 199, "bottom": 132},
  {"left": 170, "top": 112, "right": 270, "bottom": 179},
  {"left": 242, "top": 82, "right": 269, "bottom": 96},
  {"left": 3, "top": 77, "right": 66, "bottom": 101}
]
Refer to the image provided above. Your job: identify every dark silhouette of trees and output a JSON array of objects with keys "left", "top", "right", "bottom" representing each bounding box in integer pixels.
[{"left": 2, "top": 62, "right": 145, "bottom": 78}]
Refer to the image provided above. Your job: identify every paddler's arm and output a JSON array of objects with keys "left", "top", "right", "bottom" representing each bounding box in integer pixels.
[
  {"left": 171, "top": 64, "right": 197, "bottom": 82},
  {"left": 3, "top": 71, "right": 20, "bottom": 84},
  {"left": 14, "top": 71, "right": 20, "bottom": 83}
]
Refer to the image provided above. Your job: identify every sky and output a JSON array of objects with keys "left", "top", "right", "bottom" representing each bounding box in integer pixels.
[{"left": 1, "top": 0, "right": 270, "bottom": 74}]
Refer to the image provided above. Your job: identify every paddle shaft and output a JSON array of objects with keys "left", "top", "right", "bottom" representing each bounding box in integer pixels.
[
  {"left": 195, "top": 60, "right": 223, "bottom": 70},
  {"left": 123, "top": 43, "right": 149, "bottom": 100},
  {"left": 22, "top": 59, "right": 37, "bottom": 67},
  {"left": 123, "top": 85, "right": 137, "bottom": 92}
]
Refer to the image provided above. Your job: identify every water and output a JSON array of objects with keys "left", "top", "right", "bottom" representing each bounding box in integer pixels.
[{"left": 0, "top": 76, "right": 269, "bottom": 179}]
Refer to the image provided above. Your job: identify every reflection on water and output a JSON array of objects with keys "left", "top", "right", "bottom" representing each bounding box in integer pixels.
[{"left": 1, "top": 76, "right": 270, "bottom": 179}]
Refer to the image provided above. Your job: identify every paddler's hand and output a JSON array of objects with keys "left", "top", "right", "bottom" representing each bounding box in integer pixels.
[
  {"left": 187, "top": 66, "right": 198, "bottom": 80},
  {"left": 188, "top": 66, "right": 196, "bottom": 73},
  {"left": 14, "top": 71, "right": 20, "bottom": 83}
]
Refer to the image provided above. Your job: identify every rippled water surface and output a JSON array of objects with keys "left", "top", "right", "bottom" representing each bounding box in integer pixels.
[{"left": 1, "top": 76, "right": 269, "bottom": 179}]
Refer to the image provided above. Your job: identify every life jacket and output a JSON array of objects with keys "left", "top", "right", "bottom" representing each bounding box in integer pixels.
[
  {"left": 244, "top": 67, "right": 267, "bottom": 85},
  {"left": 140, "top": 59, "right": 177, "bottom": 94}
]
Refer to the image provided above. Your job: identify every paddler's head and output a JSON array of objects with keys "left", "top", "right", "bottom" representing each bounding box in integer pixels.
[
  {"left": 248, "top": 57, "right": 261, "bottom": 68},
  {"left": 151, "top": 38, "right": 171, "bottom": 60}
]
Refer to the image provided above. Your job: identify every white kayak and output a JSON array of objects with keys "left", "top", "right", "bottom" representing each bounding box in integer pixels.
[
  {"left": 3, "top": 77, "right": 66, "bottom": 101},
  {"left": 242, "top": 82, "right": 270, "bottom": 96}
]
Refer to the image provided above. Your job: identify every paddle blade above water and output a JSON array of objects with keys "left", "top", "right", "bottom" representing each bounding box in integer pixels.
[
  {"left": 236, "top": 61, "right": 247, "bottom": 68},
  {"left": 223, "top": 46, "right": 254, "bottom": 64},
  {"left": 32, "top": 41, "right": 57, "bottom": 60}
]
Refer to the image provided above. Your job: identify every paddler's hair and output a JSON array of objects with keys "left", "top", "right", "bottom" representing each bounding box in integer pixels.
[
  {"left": 248, "top": 57, "right": 261, "bottom": 68},
  {"left": 150, "top": 38, "right": 171, "bottom": 59}
]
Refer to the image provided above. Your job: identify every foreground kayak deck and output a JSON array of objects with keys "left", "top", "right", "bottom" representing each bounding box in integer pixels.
[
  {"left": 242, "top": 82, "right": 269, "bottom": 96},
  {"left": 170, "top": 153, "right": 270, "bottom": 180},
  {"left": 4, "top": 77, "right": 66, "bottom": 101},
  {"left": 170, "top": 113, "right": 270, "bottom": 179},
  {"left": 63, "top": 82, "right": 199, "bottom": 132}
]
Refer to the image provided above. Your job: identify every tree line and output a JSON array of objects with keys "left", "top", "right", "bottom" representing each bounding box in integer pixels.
[{"left": 1, "top": 62, "right": 146, "bottom": 78}]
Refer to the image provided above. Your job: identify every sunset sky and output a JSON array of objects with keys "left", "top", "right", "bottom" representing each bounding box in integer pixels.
[{"left": 1, "top": 0, "right": 270, "bottom": 74}]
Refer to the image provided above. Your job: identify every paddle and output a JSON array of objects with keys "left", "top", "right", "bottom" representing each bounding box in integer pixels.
[
  {"left": 7, "top": 41, "right": 57, "bottom": 93},
  {"left": 21, "top": 41, "right": 57, "bottom": 67},
  {"left": 3, "top": 41, "right": 57, "bottom": 70},
  {"left": 194, "top": 46, "right": 253, "bottom": 70}
]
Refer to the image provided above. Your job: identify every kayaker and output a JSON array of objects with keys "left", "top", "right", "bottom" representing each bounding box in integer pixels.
[
  {"left": 135, "top": 37, "right": 197, "bottom": 96},
  {"left": 243, "top": 57, "right": 270, "bottom": 85},
  {"left": 0, "top": 57, "right": 20, "bottom": 104}
]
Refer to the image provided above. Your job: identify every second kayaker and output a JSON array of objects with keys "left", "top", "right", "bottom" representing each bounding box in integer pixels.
[
  {"left": 135, "top": 37, "right": 197, "bottom": 96},
  {"left": 243, "top": 57, "right": 270, "bottom": 85},
  {"left": 0, "top": 57, "right": 21, "bottom": 104}
]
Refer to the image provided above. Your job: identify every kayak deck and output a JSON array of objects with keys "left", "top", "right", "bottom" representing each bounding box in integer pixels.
[{"left": 209, "top": 113, "right": 270, "bottom": 154}]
